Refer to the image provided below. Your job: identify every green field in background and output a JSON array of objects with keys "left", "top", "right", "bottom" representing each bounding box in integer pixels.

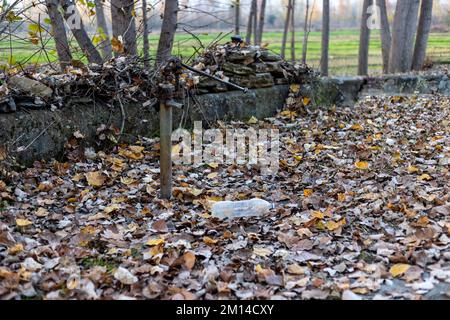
[{"left": 1, "top": 30, "right": 449, "bottom": 75}]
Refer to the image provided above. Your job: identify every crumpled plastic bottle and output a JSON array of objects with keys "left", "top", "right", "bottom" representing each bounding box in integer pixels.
[{"left": 211, "top": 198, "right": 274, "bottom": 219}]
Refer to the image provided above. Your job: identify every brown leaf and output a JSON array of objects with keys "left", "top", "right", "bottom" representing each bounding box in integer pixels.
[
  {"left": 152, "top": 219, "right": 168, "bottom": 233},
  {"left": 183, "top": 251, "right": 196, "bottom": 270}
]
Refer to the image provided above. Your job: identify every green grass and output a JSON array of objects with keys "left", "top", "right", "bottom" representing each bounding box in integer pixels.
[{"left": 1, "top": 29, "right": 449, "bottom": 75}]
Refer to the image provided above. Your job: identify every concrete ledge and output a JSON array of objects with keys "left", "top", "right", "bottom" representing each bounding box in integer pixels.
[
  {"left": 310, "top": 73, "right": 449, "bottom": 107},
  {"left": 0, "top": 85, "right": 289, "bottom": 166}
]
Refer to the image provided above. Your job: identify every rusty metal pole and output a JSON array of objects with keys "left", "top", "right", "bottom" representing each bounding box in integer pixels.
[{"left": 159, "top": 85, "right": 174, "bottom": 200}]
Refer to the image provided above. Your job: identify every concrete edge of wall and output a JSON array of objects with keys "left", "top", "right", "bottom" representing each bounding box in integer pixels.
[{"left": 0, "top": 85, "right": 289, "bottom": 166}]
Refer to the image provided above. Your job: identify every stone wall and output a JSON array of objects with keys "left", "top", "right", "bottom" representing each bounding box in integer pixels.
[{"left": 0, "top": 85, "right": 289, "bottom": 166}]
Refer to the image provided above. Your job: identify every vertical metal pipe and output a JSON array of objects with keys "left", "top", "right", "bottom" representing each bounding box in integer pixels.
[{"left": 159, "top": 101, "right": 172, "bottom": 199}]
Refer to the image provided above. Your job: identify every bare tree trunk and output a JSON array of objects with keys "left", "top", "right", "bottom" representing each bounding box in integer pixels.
[
  {"left": 358, "top": 0, "right": 372, "bottom": 75},
  {"left": 388, "top": 0, "right": 409, "bottom": 73},
  {"left": 111, "top": 0, "right": 137, "bottom": 56},
  {"left": 234, "top": 0, "right": 240, "bottom": 35},
  {"left": 256, "top": 0, "right": 267, "bottom": 45},
  {"left": 156, "top": 0, "right": 179, "bottom": 66},
  {"left": 301, "top": 0, "right": 310, "bottom": 64},
  {"left": 94, "top": 0, "right": 113, "bottom": 61},
  {"left": 142, "top": 0, "right": 150, "bottom": 68},
  {"left": 403, "top": 0, "right": 420, "bottom": 70},
  {"left": 376, "top": 0, "right": 391, "bottom": 74},
  {"left": 246, "top": 0, "right": 256, "bottom": 44},
  {"left": 290, "top": 0, "right": 296, "bottom": 61},
  {"left": 320, "top": 0, "right": 330, "bottom": 76},
  {"left": 412, "top": 0, "right": 433, "bottom": 70},
  {"left": 60, "top": 0, "right": 103, "bottom": 65},
  {"left": 45, "top": 0, "right": 72, "bottom": 69},
  {"left": 389, "top": 0, "right": 420, "bottom": 73},
  {"left": 253, "top": 0, "right": 258, "bottom": 44},
  {"left": 281, "top": 0, "right": 292, "bottom": 59}
]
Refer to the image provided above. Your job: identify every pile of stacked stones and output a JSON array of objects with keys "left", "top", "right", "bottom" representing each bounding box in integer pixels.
[{"left": 191, "top": 42, "right": 311, "bottom": 94}]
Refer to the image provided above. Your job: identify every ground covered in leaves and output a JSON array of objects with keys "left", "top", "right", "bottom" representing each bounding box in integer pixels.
[{"left": 0, "top": 94, "right": 449, "bottom": 300}]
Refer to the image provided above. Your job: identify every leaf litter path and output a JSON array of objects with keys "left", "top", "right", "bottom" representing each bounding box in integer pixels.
[{"left": 1, "top": 94, "right": 449, "bottom": 300}]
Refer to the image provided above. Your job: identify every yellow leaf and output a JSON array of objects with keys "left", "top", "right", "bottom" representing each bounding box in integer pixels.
[
  {"left": 303, "top": 189, "right": 313, "bottom": 197},
  {"left": 280, "top": 110, "right": 297, "bottom": 118},
  {"left": 302, "top": 97, "right": 311, "bottom": 106},
  {"left": 206, "top": 196, "right": 223, "bottom": 202},
  {"left": 109, "top": 157, "right": 124, "bottom": 172},
  {"left": 35, "top": 207, "right": 49, "bottom": 217},
  {"left": 392, "top": 151, "right": 402, "bottom": 162},
  {"left": 326, "top": 218, "right": 346, "bottom": 231},
  {"left": 337, "top": 193, "right": 346, "bottom": 202},
  {"left": 171, "top": 144, "right": 181, "bottom": 157},
  {"left": 290, "top": 84, "right": 300, "bottom": 93},
  {"left": 146, "top": 238, "right": 165, "bottom": 246},
  {"left": 120, "top": 177, "right": 136, "bottom": 185},
  {"left": 351, "top": 123, "right": 364, "bottom": 131},
  {"left": 253, "top": 247, "right": 273, "bottom": 257},
  {"left": 129, "top": 145, "right": 145, "bottom": 153},
  {"left": 355, "top": 161, "right": 369, "bottom": 169},
  {"left": 9, "top": 244, "right": 24, "bottom": 255},
  {"left": 188, "top": 188, "right": 203, "bottom": 197},
  {"left": 86, "top": 171, "right": 106, "bottom": 187},
  {"left": 207, "top": 163, "right": 219, "bottom": 169},
  {"left": 255, "top": 264, "right": 264, "bottom": 273},
  {"left": 203, "top": 236, "right": 218, "bottom": 245},
  {"left": 287, "top": 264, "right": 305, "bottom": 275},
  {"left": 207, "top": 172, "right": 218, "bottom": 179},
  {"left": 418, "top": 174, "right": 432, "bottom": 181},
  {"left": 311, "top": 211, "right": 324, "bottom": 219},
  {"left": 92, "top": 34, "right": 103, "bottom": 46},
  {"left": 407, "top": 165, "right": 419, "bottom": 173},
  {"left": 104, "top": 204, "right": 120, "bottom": 213},
  {"left": 16, "top": 219, "right": 32, "bottom": 227},
  {"left": 67, "top": 276, "right": 79, "bottom": 290},
  {"left": 389, "top": 264, "right": 410, "bottom": 277},
  {"left": 247, "top": 116, "right": 258, "bottom": 124}
]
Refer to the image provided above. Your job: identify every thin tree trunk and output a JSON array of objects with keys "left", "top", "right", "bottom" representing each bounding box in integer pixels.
[
  {"left": 320, "top": 0, "right": 330, "bottom": 76},
  {"left": 412, "top": 0, "right": 433, "bottom": 70},
  {"left": 60, "top": 0, "right": 103, "bottom": 65},
  {"left": 389, "top": 0, "right": 420, "bottom": 73},
  {"left": 301, "top": 0, "right": 310, "bottom": 64},
  {"left": 94, "top": 0, "right": 113, "bottom": 61},
  {"left": 142, "top": 0, "right": 150, "bottom": 68},
  {"left": 44, "top": 0, "right": 72, "bottom": 69},
  {"left": 246, "top": 0, "right": 256, "bottom": 44},
  {"left": 281, "top": 0, "right": 292, "bottom": 59},
  {"left": 403, "top": 0, "right": 420, "bottom": 71},
  {"left": 376, "top": 0, "right": 391, "bottom": 74},
  {"left": 256, "top": 0, "right": 267, "bottom": 45},
  {"left": 111, "top": 0, "right": 137, "bottom": 56},
  {"left": 388, "top": 0, "right": 410, "bottom": 73},
  {"left": 358, "top": 0, "right": 372, "bottom": 75},
  {"left": 234, "top": 0, "right": 240, "bottom": 35},
  {"left": 156, "top": 0, "right": 179, "bottom": 66},
  {"left": 290, "top": 0, "right": 296, "bottom": 61},
  {"left": 253, "top": 0, "right": 258, "bottom": 44}
]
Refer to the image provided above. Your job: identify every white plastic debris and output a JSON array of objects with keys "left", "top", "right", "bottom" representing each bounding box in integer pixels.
[
  {"left": 114, "top": 267, "right": 138, "bottom": 285},
  {"left": 211, "top": 198, "right": 273, "bottom": 219}
]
